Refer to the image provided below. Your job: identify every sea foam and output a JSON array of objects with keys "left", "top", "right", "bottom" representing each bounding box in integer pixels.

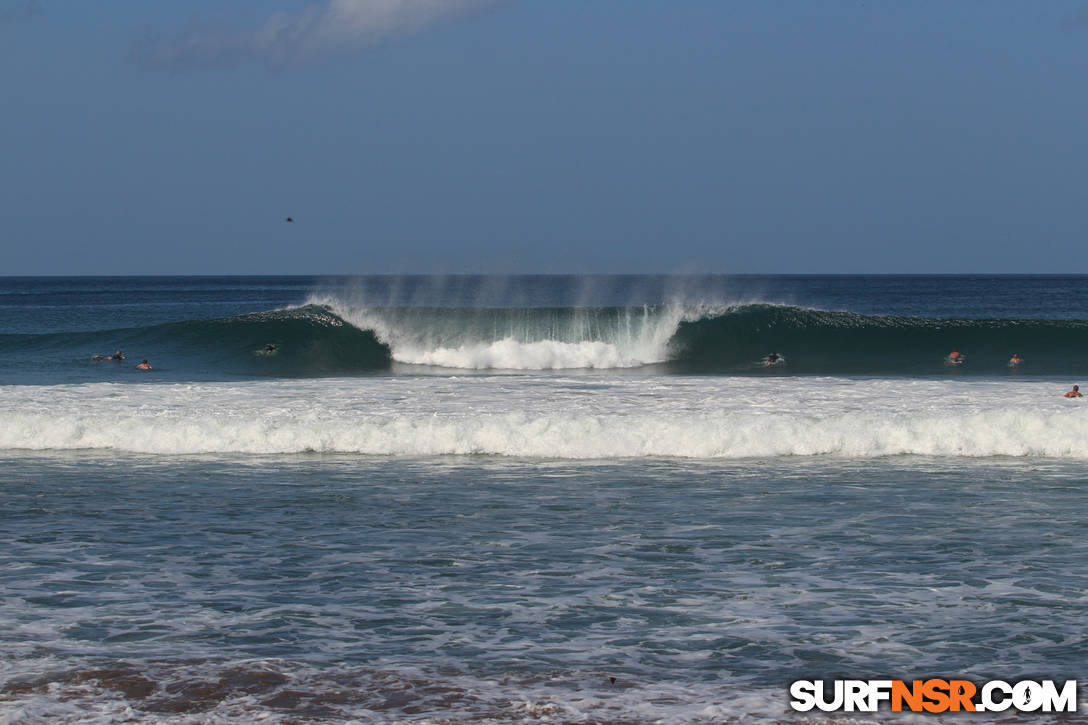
[{"left": 2, "top": 377, "right": 1085, "bottom": 458}]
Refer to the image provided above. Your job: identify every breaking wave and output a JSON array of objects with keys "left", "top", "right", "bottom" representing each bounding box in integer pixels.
[{"left": 4, "top": 298, "right": 1088, "bottom": 376}]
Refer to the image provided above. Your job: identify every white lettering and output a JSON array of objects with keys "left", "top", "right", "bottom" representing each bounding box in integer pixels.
[
  {"left": 1040, "top": 680, "right": 1077, "bottom": 713},
  {"left": 815, "top": 680, "right": 844, "bottom": 712},
  {"left": 867, "top": 680, "right": 893, "bottom": 711},
  {"left": 844, "top": 680, "right": 868, "bottom": 712},
  {"left": 1013, "top": 680, "right": 1042, "bottom": 712},
  {"left": 789, "top": 681, "right": 817, "bottom": 712},
  {"left": 793, "top": 678, "right": 1077, "bottom": 714},
  {"left": 982, "top": 680, "right": 1012, "bottom": 712}
]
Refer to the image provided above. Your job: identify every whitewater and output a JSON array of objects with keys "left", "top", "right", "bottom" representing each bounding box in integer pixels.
[
  {"left": 6, "top": 276, "right": 1088, "bottom": 724},
  {"left": 307, "top": 295, "right": 697, "bottom": 369},
  {"left": 2, "top": 375, "right": 1085, "bottom": 458}
]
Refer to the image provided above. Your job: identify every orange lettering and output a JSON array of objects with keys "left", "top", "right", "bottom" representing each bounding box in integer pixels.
[
  {"left": 948, "top": 680, "right": 976, "bottom": 712},
  {"left": 892, "top": 680, "right": 924, "bottom": 712},
  {"left": 922, "top": 679, "right": 950, "bottom": 713}
]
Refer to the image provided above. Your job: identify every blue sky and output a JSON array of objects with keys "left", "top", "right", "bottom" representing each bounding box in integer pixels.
[{"left": 3, "top": 0, "right": 1088, "bottom": 274}]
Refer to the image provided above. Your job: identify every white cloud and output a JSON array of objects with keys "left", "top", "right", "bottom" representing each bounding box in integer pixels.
[{"left": 133, "top": 0, "right": 504, "bottom": 71}]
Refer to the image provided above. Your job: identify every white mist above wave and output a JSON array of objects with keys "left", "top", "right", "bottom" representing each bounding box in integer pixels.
[
  {"left": 2, "top": 377, "right": 1086, "bottom": 459},
  {"left": 306, "top": 295, "right": 713, "bottom": 369}
]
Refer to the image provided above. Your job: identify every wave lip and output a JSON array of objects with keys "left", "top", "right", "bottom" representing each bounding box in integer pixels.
[{"left": 315, "top": 297, "right": 691, "bottom": 370}]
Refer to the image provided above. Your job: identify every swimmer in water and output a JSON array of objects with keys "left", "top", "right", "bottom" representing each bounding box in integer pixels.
[
  {"left": 947, "top": 349, "right": 963, "bottom": 361},
  {"left": 135, "top": 359, "right": 152, "bottom": 370},
  {"left": 765, "top": 352, "right": 781, "bottom": 366},
  {"left": 264, "top": 344, "right": 276, "bottom": 353},
  {"left": 93, "top": 350, "right": 124, "bottom": 361},
  {"left": 1009, "top": 353, "right": 1023, "bottom": 366},
  {"left": 1065, "top": 385, "right": 1082, "bottom": 398}
]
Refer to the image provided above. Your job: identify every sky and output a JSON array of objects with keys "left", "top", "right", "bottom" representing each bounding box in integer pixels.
[{"left": 3, "top": 0, "right": 1088, "bottom": 274}]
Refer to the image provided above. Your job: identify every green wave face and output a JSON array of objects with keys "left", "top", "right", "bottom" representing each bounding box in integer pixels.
[
  {"left": 667, "top": 304, "right": 1088, "bottom": 374},
  {"left": 3, "top": 302, "right": 1086, "bottom": 380},
  {"left": 0, "top": 305, "right": 393, "bottom": 379}
]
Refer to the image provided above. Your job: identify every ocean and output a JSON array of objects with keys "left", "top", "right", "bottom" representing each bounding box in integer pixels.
[{"left": 1, "top": 275, "right": 1087, "bottom": 723}]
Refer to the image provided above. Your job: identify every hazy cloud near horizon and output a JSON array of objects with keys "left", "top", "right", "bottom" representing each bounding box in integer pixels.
[{"left": 132, "top": 0, "right": 504, "bottom": 71}]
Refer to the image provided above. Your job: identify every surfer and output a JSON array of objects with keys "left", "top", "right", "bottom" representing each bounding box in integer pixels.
[
  {"left": 93, "top": 350, "right": 124, "bottom": 361},
  {"left": 947, "top": 349, "right": 963, "bottom": 362},
  {"left": 135, "top": 359, "right": 152, "bottom": 370},
  {"left": 1065, "top": 385, "right": 1082, "bottom": 398},
  {"left": 1009, "top": 353, "right": 1023, "bottom": 366},
  {"left": 764, "top": 352, "right": 782, "bottom": 366},
  {"left": 263, "top": 344, "right": 277, "bottom": 353}
]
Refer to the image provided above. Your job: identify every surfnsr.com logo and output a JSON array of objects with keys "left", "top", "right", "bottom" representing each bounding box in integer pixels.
[{"left": 789, "top": 679, "right": 1077, "bottom": 713}]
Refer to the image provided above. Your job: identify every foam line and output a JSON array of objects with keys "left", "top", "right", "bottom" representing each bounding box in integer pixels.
[{"left": 2, "top": 378, "right": 1085, "bottom": 458}]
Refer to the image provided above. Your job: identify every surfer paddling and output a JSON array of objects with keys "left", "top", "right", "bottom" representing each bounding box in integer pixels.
[
  {"left": 945, "top": 349, "right": 964, "bottom": 364},
  {"left": 1009, "top": 353, "right": 1023, "bottom": 367},
  {"left": 93, "top": 350, "right": 124, "bottom": 361},
  {"left": 1065, "top": 385, "right": 1082, "bottom": 398}
]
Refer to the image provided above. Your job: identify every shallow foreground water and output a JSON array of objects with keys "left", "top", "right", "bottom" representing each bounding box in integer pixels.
[{"left": 3, "top": 453, "right": 1087, "bottom": 722}]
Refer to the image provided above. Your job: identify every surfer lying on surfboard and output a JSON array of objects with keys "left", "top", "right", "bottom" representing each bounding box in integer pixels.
[
  {"left": 93, "top": 350, "right": 124, "bottom": 361},
  {"left": 945, "top": 349, "right": 964, "bottom": 364},
  {"left": 762, "top": 352, "right": 785, "bottom": 367}
]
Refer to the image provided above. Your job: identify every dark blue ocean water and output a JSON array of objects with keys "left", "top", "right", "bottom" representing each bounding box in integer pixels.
[
  {"left": 3, "top": 274, "right": 1087, "bottom": 335},
  {"left": 2, "top": 276, "right": 1087, "bottom": 723}
]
